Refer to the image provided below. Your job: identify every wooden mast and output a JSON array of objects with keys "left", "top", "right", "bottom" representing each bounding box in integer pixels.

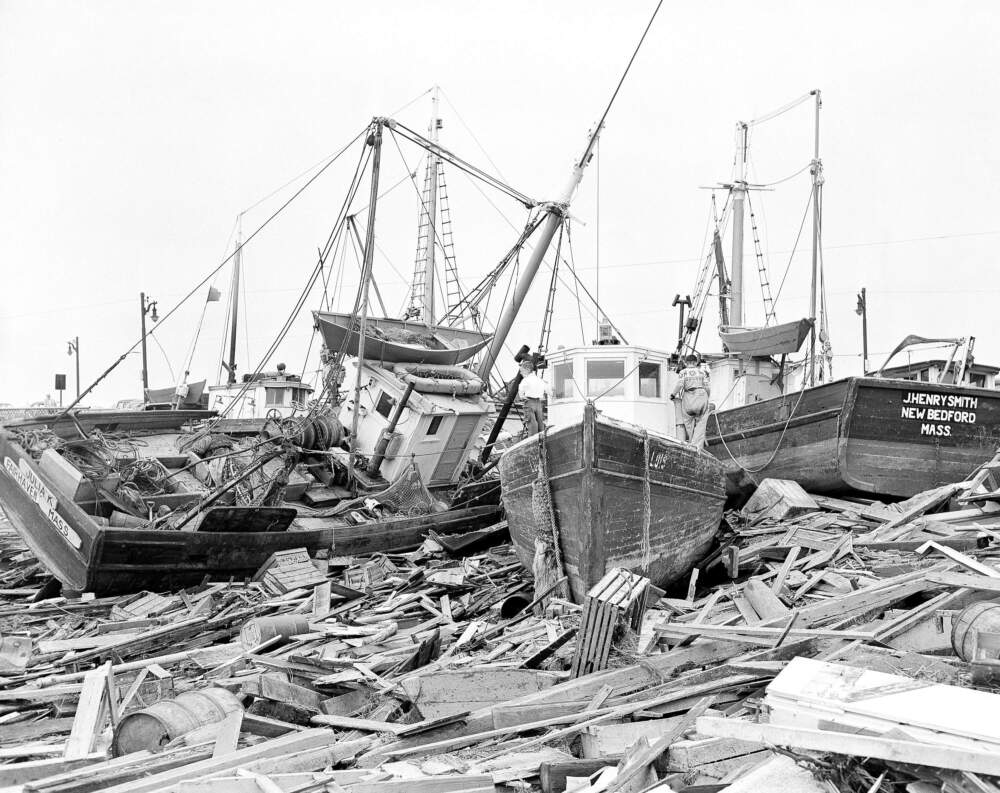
[
  {"left": 476, "top": 132, "right": 600, "bottom": 382},
  {"left": 808, "top": 90, "right": 822, "bottom": 386},
  {"left": 730, "top": 122, "right": 748, "bottom": 328},
  {"left": 226, "top": 229, "right": 241, "bottom": 386},
  {"left": 348, "top": 119, "right": 384, "bottom": 491},
  {"left": 423, "top": 88, "right": 441, "bottom": 323}
]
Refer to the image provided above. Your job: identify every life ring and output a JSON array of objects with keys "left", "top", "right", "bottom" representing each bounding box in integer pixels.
[{"left": 392, "top": 363, "right": 484, "bottom": 395}]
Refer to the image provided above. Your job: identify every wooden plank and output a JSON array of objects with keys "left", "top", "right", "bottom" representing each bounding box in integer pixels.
[
  {"left": 696, "top": 716, "right": 1000, "bottom": 776},
  {"left": 309, "top": 714, "right": 408, "bottom": 735},
  {"left": 743, "top": 580, "right": 789, "bottom": 620},
  {"left": 64, "top": 660, "right": 112, "bottom": 759},
  {"left": 212, "top": 710, "right": 243, "bottom": 758},
  {"left": 927, "top": 570, "right": 1000, "bottom": 592},
  {"left": 540, "top": 759, "right": 616, "bottom": 793},
  {"left": 917, "top": 541, "right": 1000, "bottom": 577}
]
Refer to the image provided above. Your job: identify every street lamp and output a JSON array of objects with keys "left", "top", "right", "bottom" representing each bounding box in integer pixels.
[
  {"left": 140, "top": 293, "right": 159, "bottom": 392},
  {"left": 66, "top": 337, "right": 80, "bottom": 398}
]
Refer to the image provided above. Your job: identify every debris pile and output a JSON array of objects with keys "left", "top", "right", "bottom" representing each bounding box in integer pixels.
[{"left": 3, "top": 455, "right": 1000, "bottom": 791}]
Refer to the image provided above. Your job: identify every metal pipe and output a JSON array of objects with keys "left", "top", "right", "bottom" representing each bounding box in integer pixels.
[
  {"left": 367, "top": 381, "right": 414, "bottom": 476},
  {"left": 479, "top": 371, "right": 524, "bottom": 464}
]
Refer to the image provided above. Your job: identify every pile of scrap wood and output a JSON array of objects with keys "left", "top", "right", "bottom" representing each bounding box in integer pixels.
[{"left": 4, "top": 456, "right": 1000, "bottom": 792}]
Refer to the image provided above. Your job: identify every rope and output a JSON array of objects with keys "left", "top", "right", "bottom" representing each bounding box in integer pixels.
[
  {"left": 640, "top": 429, "right": 652, "bottom": 569},
  {"left": 710, "top": 380, "right": 809, "bottom": 480}
]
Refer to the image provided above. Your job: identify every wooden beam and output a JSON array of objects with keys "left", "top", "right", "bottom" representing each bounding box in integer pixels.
[{"left": 696, "top": 716, "right": 1000, "bottom": 776}]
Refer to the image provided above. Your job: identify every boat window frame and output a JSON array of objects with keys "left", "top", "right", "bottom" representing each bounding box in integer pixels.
[
  {"left": 551, "top": 361, "right": 576, "bottom": 401},
  {"left": 426, "top": 415, "right": 444, "bottom": 435},
  {"left": 585, "top": 358, "right": 627, "bottom": 399},
  {"left": 375, "top": 390, "right": 396, "bottom": 419},
  {"left": 637, "top": 361, "right": 662, "bottom": 399},
  {"left": 265, "top": 386, "right": 287, "bottom": 406}
]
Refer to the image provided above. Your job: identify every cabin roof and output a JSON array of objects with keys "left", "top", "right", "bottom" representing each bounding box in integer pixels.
[{"left": 880, "top": 359, "right": 1000, "bottom": 376}]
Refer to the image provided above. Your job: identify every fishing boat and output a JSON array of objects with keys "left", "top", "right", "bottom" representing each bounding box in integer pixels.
[
  {"left": 500, "top": 404, "right": 725, "bottom": 602},
  {"left": 486, "top": 20, "right": 728, "bottom": 599},
  {"left": 674, "top": 91, "right": 1000, "bottom": 497}
]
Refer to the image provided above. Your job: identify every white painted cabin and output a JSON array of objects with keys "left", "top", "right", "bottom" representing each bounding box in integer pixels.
[
  {"left": 546, "top": 344, "right": 682, "bottom": 437},
  {"left": 340, "top": 360, "right": 492, "bottom": 487},
  {"left": 207, "top": 366, "right": 314, "bottom": 420}
]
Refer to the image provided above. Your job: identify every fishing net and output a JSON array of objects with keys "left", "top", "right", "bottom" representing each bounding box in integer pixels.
[{"left": 326, "top": 460, "right": 445, "bottom": 518}]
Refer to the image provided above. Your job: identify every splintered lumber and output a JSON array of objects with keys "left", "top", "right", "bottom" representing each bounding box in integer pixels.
[
  {"left": 742, "top": 579, "right": 790, "bottom": 620},
  {"left": 540, "top": 759, "right": 616, "bottom": 793},
  {"left": 570, "top": 568, "right": 649, "bottom": 679},
  {"left": 696, "top": 717, "right": 1000, "bottom": 776},
  {"left": 743, "top": 479, "right": 818, "bottom": 521},
  {"left": 252, "top": 548, "right": 327, "bottom": 595},
  {"left": 917, "top": 540, "right": 1000, "bottom": 577},
  {"left": 97, "top": 729, "right": 364, "bottom": 793},
  {"left": 580, "top": 710, "right": 721, "bottom": 759},
  {"left": 401, "top": 668, "right": 559, "bottom": 720},
  {"left": 64, "top": 660, "right": 113, "bottom": 759}
]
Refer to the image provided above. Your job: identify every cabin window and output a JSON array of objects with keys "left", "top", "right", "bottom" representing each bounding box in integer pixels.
[
  {"left": 265, "top": 387, "right": 286, "bottom": 406},
  {"left": 587, "top": 360, "right": 625, "bottom": 398},
  {"left": 970, "top": 373, "right": 987, "bottom": 388},
  {"left": 638, "top": 362, "right": 661, "bottom": 398},
  {"left": 552, "top": 362, "right": 575, "bottom": 399},
  {"left": 292, "top": 388, "right": 309, "bottom": 404},
  {"left": 375, "top": 391, "right": 396, "bottom": 419},
  {"left": 426, "top": 415, "right": 443, "bottom": 435}
]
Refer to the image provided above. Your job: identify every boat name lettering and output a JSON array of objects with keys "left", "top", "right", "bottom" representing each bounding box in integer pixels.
[
  {"left": 648, "top": 449, "right": 673, "bottom": 470},
  {"left": 899, "top": 391, "right": 978, "bottom": 437},
  {"left": 3, "top": 456, "right": 82, "bottom": 550},
  {"left": 901, "top": 392, "right": 978, "bottom": 409}
]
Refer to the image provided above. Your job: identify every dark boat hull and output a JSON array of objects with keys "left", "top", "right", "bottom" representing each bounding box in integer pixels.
[
  {"left": 706, "top": 376, "right": 1000, "bottom": 497},
  {"left": 499, "top": 406, "right": 726, "bottom": 602},
  {"left": 0, "top": 433, "right": 336, "bottom": 594}
]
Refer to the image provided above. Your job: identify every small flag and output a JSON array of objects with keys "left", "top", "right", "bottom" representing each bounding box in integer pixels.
[{"left": 207, "top": 287, "right": 222, "bottom": 303}]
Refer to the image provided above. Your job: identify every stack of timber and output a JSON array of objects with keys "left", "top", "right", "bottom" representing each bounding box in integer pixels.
[{"left": 5, "top": 456, "right": 1000, "bottom": 792}]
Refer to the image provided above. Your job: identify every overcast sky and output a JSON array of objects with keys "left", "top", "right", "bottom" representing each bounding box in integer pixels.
[{"left": 1, "top": 1, "right": 997, "bottom": 406}]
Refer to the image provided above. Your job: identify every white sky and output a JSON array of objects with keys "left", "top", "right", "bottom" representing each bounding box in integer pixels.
[{"left": 2, "top": 1, "right": 997, "bottom": 406}]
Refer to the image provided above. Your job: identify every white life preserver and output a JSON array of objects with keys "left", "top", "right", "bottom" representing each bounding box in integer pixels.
[{"left": 392, "top": 363, "right": 484, "bottom": 396}]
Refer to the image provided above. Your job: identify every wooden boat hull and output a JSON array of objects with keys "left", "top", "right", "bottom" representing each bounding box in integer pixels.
[
  {"left": 0, "top": 433, "right": 337, "bottom": 595},
  {"left": 313, "top": 311, "right": 491, "bottom": 365},
  {"left": 6, "top": 409, "right": 212, "bottom": 440},
  {"left": 499, "top": 406, "right": 726, "bottom": 602},
  {"left": 706, "top": 377, "right": 1000, "bottom": 497},
  {"left": 719, "top": 318, "right": 813, "bottom": 356}
]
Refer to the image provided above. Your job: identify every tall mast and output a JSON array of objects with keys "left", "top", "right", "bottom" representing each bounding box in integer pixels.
[
  {"left": 808, "top": 90, "right": 822, "bottom": 386},
  {"left": 226, "top": 228, "right": 241, "bottom": 385},
  {"left": 476, "top": 131, "right": 599, "bottom": 382},
  {"left": 730, "top": 121, "right": 748, "bottom": 328},
  {"left": 423, "top": 88, "right": 442, "bottom": 323},
  {"left": 348, "top": 120, "right": 384, "bottom": 488}
]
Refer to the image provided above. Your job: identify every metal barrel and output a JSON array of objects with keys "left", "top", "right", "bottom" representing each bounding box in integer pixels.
[
  {"left": 951, "top": 600, "right": 1000, "bottom": 660},
  {"left": 239, "top": 614, "right": 310, "bottom": 649},
  {"left": 112, "top": 686, "right": 243, "bottom": 756}
]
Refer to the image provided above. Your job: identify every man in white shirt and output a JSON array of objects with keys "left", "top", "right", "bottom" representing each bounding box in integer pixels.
[{"left": 518, "top": 359, "right": 547, "bottom": 436}]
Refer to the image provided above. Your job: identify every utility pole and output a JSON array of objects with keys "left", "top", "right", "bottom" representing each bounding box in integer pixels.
[
  {"left": 855, "top": 288, "right": 868, "bottom": 374},
  {"left": 66, "top": 337, "right": 80, "bottom": 398},
  {"left": 140, "top": 292, "right": 158, "bottom": 392}
]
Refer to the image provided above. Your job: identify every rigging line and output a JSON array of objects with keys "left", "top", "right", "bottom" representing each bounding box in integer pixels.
[
  {"left": 147, "top": 329, "right": 176, "bottom": 382},
  {"left": 389, "top": 120, "right": 536, "bottom": 207},
  {"left": 754, "top": 161, "right": 812, "bottom": 188},
  {"left": 437, "top": 87, "right": 508, "bottom": 181},
  {"left": 578, "top": 0, "right": 665, "bottom": 168},
  {"left": 56, "top": 126, "right": 368, "bottom": 418},
  {"left": 567, "top": 221, "right": 587, "bottom": 345},
  {"left": 770, "top": 185, "right": 813, "bottom": 310},
  {"left": 747, "top": 91, "right": 814, "bottom": 127},
  {"left": 215, "top": 134, "right": 372, "bottom": 419}
]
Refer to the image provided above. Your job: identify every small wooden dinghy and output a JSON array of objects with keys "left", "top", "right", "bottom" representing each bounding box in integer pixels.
[
  {"left": 499, "top": 404, "right": 726, "bottom": 603},
  {"left": 719, "top": 317, "right": 813, "bottom": 356},
  {"left": 313, "top": 311, "right": 492, "bottom": 366}
]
